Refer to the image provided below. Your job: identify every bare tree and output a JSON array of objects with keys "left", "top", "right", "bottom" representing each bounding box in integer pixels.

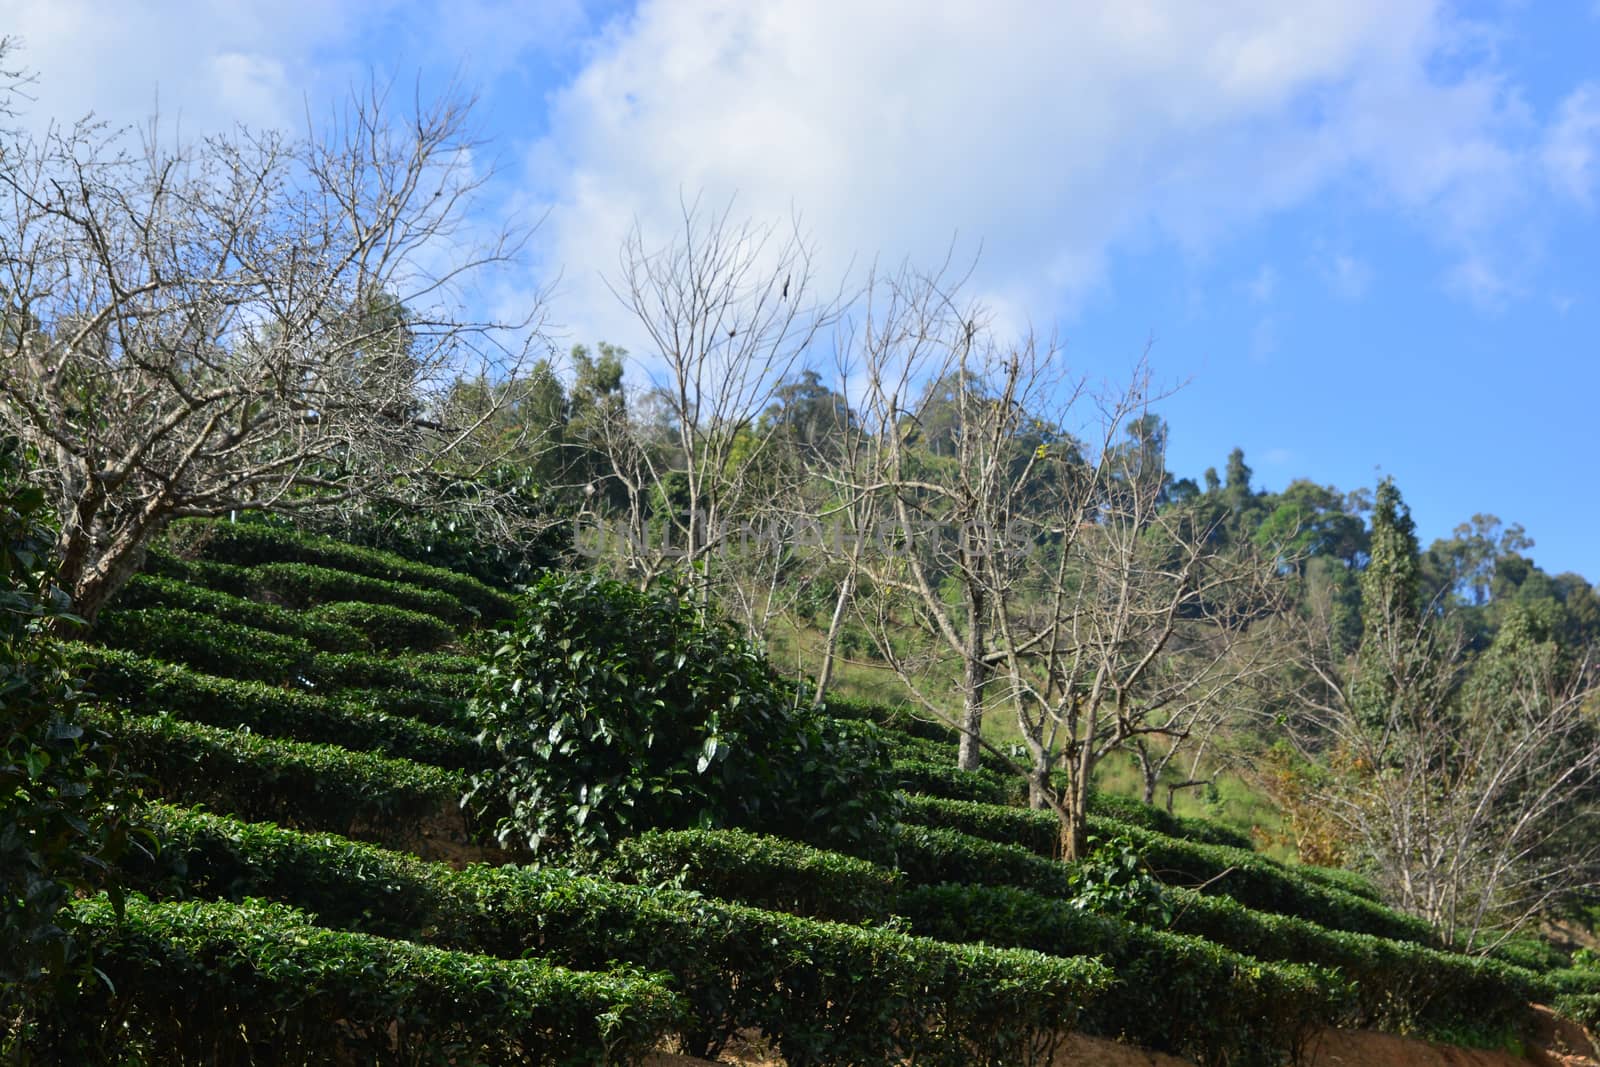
[
  {"left": 1289, "top": 560, "right": 1600, "bottom": 949},
  {"left": 596, "top": 197, "right": 844, "bottom": 609},
  {"left": 0, "top": 76, "right": 545, "bottom": 621}
]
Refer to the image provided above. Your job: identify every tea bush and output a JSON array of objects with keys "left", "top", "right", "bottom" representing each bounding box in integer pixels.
[
  {"left": 467, "top": 574, "right": 898, "bottom": 857},
  {"left": 63, "top": 645, "right": 480, "bottom": 769},
  {"left": 604, "top": 827, "right": 902, "bottom": 922},
  {"left": 93, "top": 711, "right": 465, "bottom": 843},
  {"left": 129, "top": 805, "right": 1109, "bottom": 1066},
  {"left": 27, "top": 893, "right": 681, "bottom": 1066},
  {"left": 112, "top": 574, "right": 369, "bottom": 651},
  {"left": 307, "top": 600, "right": 458, "bottom": 651},
  {"left": 164, "top": 517, "right": 515, "bottom": 619}
]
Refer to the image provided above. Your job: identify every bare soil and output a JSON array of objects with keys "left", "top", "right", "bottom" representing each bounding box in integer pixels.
[{"left": 643, "top": 1006, "right": 1600, "bottom": 1067}]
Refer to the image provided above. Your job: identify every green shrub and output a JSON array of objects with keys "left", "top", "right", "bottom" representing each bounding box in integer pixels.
[
  {"left": 112, "top": 574, "right": 368, "bottom": 651},
  {"left": 249, "top": 561, "right": 472, "bottom": 625},
  {"left": 308, "top": 600, "right": 458, "bottom": 651},
  {"left": 467, "top": 574, "right": 898, "bottom": 857},
  {"left": 304, "top": 650, "right": 477, "bottom": 697},
  {"left": 893, "top": 759, "right": 1020, "bottom": 805},
  {"left": 28, "top": 893, "right": 680, "bottom": 1066},
  {"left": 901, "top": 882, "right": 1343, "bottom": 1066},
  {"left": 1163, "top": 886, "right": 1534, "bottom": 1039},
  {"left": 0, "top": 438, "right": 130, "bottom": 1044},
  {"left": 166, "top": 517, "right": 513, "bottom": 619},
  {"left": 142, "top": 548, "right": 256, "bottom": 597},
  {"left": 605, "top": 828, "right": 902, "bottom": 923},
  {"left": 62, "top": 644, "right": 480, "bottom": 769},
  {"left": 92, "top": 710, "right": 466, "bottom": 844},
  {"left": 94, "top": 607, "right": 316, "bottom": 683},
  {"left": 129, "top": 805, "right": 1109, "bottom": 1066},
  {"left": 898, "top": 793, "right": 1434, "bottom": 944},
  {"left": 1087, "top": 789, "right": 1255, "bottom": 851}
]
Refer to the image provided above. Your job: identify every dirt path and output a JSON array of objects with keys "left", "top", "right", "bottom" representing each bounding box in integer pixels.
[{"left": 643, "top": 1007, "right": 1600, "bottom": 1067}]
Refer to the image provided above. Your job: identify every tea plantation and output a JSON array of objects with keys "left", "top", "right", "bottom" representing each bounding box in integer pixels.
[{"left": 17, "top": 517, "right": 1600, "bottom": 1065}]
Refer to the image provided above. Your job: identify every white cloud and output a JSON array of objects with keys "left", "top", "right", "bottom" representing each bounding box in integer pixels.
[
  {"left": 528, "top": 0, "right": 1575, "bottom": 349},
  {"left": 1543, "top": 83, "right": 1600, "bottom": 208},
  {"left": 1245, "top": 264, "right": 1278, "bottom": 304},
  {"left": 1249, "top": 317, "right": 1279, "bottom": 363},
  {"left": 1319, "top": 253, "right": 1373, "bottom": 300}
]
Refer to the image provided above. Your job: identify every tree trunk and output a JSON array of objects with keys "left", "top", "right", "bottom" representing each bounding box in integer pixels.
[
  {"left": 1059, "top": 801, "right": 1090, "bottom": 861},
  {"left": 813, "top": 569, "right": 854, "bottom": 706},
  {"left": 957, "top": 583, "right": 986, "bottom": 771}
]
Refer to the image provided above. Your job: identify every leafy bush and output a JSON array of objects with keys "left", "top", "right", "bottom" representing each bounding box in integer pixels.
[
  {"left": 249, "top": 561, "right": 473, "bottom": 625},
  {"left": 304, "top": 649, "right": 477, "bottom": 697},
  {"left": 25, "top": 893, "right": 681, "bottom": 1066},
  {"left": 1, "top": 438, "right": 129, "bottom": 1048},
  {"left": 308, "top": 600, "right": 458, "bottom": 651},
  {"left": 1088, "top": 789, "right": 1255, "bottom": 851},
  {"left": 94, "top": 607, "right": 316, "bottom": 683},
  {"left": 164, "top": 516, "right": 516, "bottom": 619},
  {"left": 901, "top": 882, "right": 1343, "bottom": 1066},
  {"left": 1162, "top": 886, "right": 1535, "bottom": 1040},
  {"left": 129, "top": 805, "right": 1110, "bottom": 1066},
  {"left": 93, "top": 710, "right": 466, "bottom": 844},
  {"left": 466, "top": 574, "right": 898, "bottom": 856},
  {"left": 141, "top": 548, "right": 256, "bottom": 597},
  {"left": 112, "top": 574, "right": 368, "bottom": 652},
  {"left": 63, "top": 644, "right": 481, "bottom": 769},
  {"left": 893, "top": 759, "right": 1019, "bottom": 805},
  {"left": 604, "top": 827, "right": 902, "bottom": 922},
  {"left": 898, "top": 793, "right": 1434, "bottom": 944}
]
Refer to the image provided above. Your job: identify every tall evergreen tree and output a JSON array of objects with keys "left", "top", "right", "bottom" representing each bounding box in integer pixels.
[{"left": 1352, "top": 477, "right": 1428, "bottom": 730}]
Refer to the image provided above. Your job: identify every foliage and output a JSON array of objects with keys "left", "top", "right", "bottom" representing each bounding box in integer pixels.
[
  {"left": 96, "top": 607, "right": 318, "bottom": 683},
  {"left": 164, "top": 517, "right": 514, "bottom": 620},
  {"left": 1, "top": 437, "right": 128, "bottom": 1050},
  {"left": 901, "top": 882, "right": 1342, "bottom": 1067},
  {"left": 307, "top": 601, "right": 458, "bottom": 652},
  {"left": 465, "top": 573, "right": 898, "bottom": 856},
  {"left": 63, "top": 644, "right": 480, "bottom": 769},
  {"left": 1065, "top": 831, "right": 1175, "bottom": 926},
  {"left": 248, "top": 561, "right": 476, "bottom": 626},
  {"left": 23, "top": 893, "right": 681, "bottom": 1066},
  {"left": 128, "top": 804, "right": 1108, "bottom": 1066},
  {"left": 112, "top": 574, "right": 369, "bottom": 652},
  {"left": 603, "top": 827, "right": 902, "bottom": 923},
  {"left": 895, "top": 794, "right": 1433, "bottom": 943},
  {"left": 92, "top": 710, "right": 466, "bottom": 846}
]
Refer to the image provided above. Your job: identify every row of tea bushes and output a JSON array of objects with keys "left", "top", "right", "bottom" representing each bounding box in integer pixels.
[
  {"left": 602, "top": 827, "right": 902, "bottom": 923},
  {"left": 164, "top": 517, "right": 515, "bottom": 620},
  {"left": 112, "top": 574, "right": 369, "bottom": 652},
  {"left": 128, "top": 805, "right": 1110, "bottom": 1067},
  {"left": 1160, "top": 886, "right": 1536, "bottom": 1038},
  {"left": 26, "top": 894, "right": 679, "bottom": 1066},
  {"left": 64, "top": 644, "right": 480, "bottom": 769},
  {"left": 91, "top": 609, "right": 476, "bottom": 699},
  {"left": 898, "top": 794, "right": 1432, "bottom": 945},
  {"left": 91, "top": 711, "right": 466, "bottom": 844}
]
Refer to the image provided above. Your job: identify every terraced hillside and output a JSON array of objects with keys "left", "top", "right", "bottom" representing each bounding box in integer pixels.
[{"left": 23, "top": 518, "right": 1600, "bottom": 1065}]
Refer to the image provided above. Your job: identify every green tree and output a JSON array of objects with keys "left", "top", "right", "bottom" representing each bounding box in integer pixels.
[{"left": 1, "top": 438, "right": 128, "bottom": 1053}]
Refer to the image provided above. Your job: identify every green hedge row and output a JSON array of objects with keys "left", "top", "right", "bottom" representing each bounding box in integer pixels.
[
  {"left": 603, "top": 827, "right": 902, "bottom": 923},
  {"left": 1089, "top": 789, "right": 1257, "bottom": 853},
  {"left": 28, "top": 893, "right": 680, "bottom": 1066},
  {"left": 129, "top": 805, "right": 1110, "bottom": 1067},
  {"left": 96, "top": 608, "right": 318, "bottom": 684},
  {"left": 901, "top": 882, "right": 1340, "bottom": 1066},
  {"left": 89, "top": 608, "right": 475, "bottom": 701},
  {"left": 63, "top": 644, "right": 480, "bottom": 769},
  {"left": 248, "top": 561, "right": 474, "bottom": 627},
  {"left": 1162, "top": 886, "right": 1534, "bottom": 1039},
  {"left": 165, "top": 517, "right": 515, "bottom": 620},
  {"left": 113, "top": 574, "right": 369, "bottom": 652},
  {"left": 308, "top": 600, "right": 458, "bottom": 651},
  {"left": 898, "top": 794, "right": 1432, "bottom": 945},
  {"left": 893, "top": 759, "right": 1018, "bottom": 805},
  {"left": 91, "top": 711, "right": 467, "bottom": 844},
  {"left": 143, "top": 548, "right": 256, "bottom": 597}
]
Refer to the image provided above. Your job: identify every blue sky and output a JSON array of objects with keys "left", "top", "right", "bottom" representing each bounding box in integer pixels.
[{"left": 3, "top": 1, "right": 1597, "bottom": 580}]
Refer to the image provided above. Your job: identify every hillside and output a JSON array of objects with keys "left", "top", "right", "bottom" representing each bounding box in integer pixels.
[{"left": 19, "top": 517, "right": 1600, "bottom": 1065}]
